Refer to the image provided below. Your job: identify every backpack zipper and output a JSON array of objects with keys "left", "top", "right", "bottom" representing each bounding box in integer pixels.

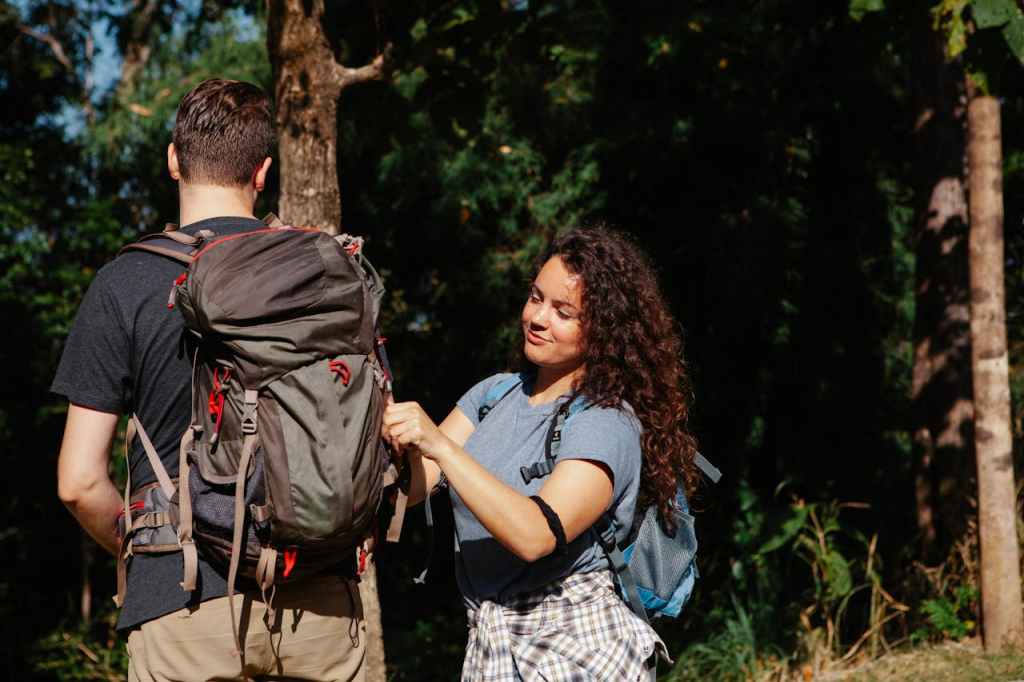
[{"left": 190, "top": 227, "right": 321, "bottom": 262}]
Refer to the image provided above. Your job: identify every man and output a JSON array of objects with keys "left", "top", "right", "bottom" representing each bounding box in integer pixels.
[{"left": 52, "top": 79, "right": 366, "bottom": 681}]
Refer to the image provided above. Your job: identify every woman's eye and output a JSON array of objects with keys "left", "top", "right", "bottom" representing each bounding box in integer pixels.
[{"left": 556, "top": 309, "right": 576, "bottom": 320}]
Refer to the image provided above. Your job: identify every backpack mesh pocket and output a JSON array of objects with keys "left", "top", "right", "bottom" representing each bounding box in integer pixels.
[{"left": 628, "top": 502, "right": 697, "bottom": 601}]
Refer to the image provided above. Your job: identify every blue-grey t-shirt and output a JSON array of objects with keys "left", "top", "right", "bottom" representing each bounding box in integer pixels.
[{"left": 452, "top": 373, "right": 642, "bottom": 608}]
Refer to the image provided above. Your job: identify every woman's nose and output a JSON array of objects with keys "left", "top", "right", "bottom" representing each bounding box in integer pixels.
[{"left": 530, "top": 304, "right": 548, "bottom": 326}]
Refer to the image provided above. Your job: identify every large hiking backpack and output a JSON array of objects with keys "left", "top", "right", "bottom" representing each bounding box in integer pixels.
[
  {"left": 478, "top": 374, "right": 721, "bottom": 622},
  {"left": 114, "top": 216, "right": 403, "bottom": 645}
]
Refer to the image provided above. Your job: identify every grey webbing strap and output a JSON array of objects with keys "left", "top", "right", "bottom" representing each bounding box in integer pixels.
[
  {"left": 520, "top": 403, "right": 569, "bottom": 484},
  {"left": 122, "top": 424, "right": 135, "bottom": 538},
  {"left": 694, "top": 452, "right": 722, "bottom": 483},
  {"left": 386, "top": 488, "right": 408, "bottom": 543},
  {"left": 131, "top": 512, "right": 170, "bottom": 528},
  {"left": 414, "top": 493, "right": 434, "bottom": 585},
  {"left": 594, "top": 517, "right": 651, "bottom": 626},
  {"left": 129, "top": 415, "right": 177, "bottom": 501},
  {"left": 177, "top": 426, "right": 199, "bottom": 592},
  {"left": 227, "top": 432, "right": 257, "bottom": 656},
  {"left": 114, "top": 532, "right": 132, "bottom": 607},
  {"left": 227, "top": 390, "right": 259, "bottom": 655}
]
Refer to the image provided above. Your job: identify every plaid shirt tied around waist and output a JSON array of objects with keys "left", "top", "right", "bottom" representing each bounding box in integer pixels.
[{"left": 462, "top": 569, "right": 669, "bottom": 682}]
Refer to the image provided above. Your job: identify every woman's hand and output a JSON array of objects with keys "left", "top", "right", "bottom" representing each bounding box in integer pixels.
[{"left": 382, "top": 401, "right": 453, "bottom": 462}]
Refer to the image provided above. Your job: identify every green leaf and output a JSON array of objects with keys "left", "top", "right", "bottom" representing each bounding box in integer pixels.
[
  {"left": 1002, "top": 13, "right": 1024, "bottom": 61},
  {"left": 759, "top": 505, "right": 809, "bottom": 553},
  {"left": 849, "top": 0, "right": 885, "bottom": 22},
  {"left": 972, "top": 0, "right": 1017, "bottom": 29},
  {"left": 823, "top": 550, "right": 853, "bottom": 600}
]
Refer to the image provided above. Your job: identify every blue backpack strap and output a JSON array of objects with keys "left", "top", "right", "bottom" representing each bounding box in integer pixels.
[{"left": 478, "top": 374, "right": 525, "bottom": 422}]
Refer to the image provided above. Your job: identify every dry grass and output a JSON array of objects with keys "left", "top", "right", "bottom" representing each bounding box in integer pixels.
[{"left": 810, "top": 639, "right": 1024, "bottom": 682}]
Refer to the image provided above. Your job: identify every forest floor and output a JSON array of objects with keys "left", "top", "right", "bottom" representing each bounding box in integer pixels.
[{"left": 815, "top": 638, "right": 1024, "bottom": 681}]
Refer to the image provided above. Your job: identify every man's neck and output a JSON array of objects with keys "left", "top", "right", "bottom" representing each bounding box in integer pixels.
[{"left": 178, "top": 182, "right": 257, "bottom": 228}]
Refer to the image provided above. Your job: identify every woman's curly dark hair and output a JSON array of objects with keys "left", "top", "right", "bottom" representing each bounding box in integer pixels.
[{"left": 536, "top": 226, "right": 700, "bottom": 522}]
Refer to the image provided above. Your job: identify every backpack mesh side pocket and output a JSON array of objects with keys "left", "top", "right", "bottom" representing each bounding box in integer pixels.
[{"left": 622, "top": 491, "right": 698, "bottom": 618}]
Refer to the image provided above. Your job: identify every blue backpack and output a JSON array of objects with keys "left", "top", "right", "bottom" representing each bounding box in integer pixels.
[{"left": 480, "top": 374, "right": 722, "bottom": 623}]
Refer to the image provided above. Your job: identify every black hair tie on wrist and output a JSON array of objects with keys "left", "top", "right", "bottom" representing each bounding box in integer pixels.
[{"left": 530, "top": 495, "right": 567, "bottom": 555}]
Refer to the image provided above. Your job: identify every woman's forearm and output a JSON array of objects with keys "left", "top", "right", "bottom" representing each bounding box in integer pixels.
[{"left": 435, "top": 439, "right": 556, "bottom": 562}]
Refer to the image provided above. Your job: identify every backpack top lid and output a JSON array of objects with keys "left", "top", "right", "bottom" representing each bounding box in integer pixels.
[{"left": 175, "top": 227, "right": 385, "bottom": 388}]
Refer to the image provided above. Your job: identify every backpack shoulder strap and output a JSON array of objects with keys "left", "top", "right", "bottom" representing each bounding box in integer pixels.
[
  {"left": 519, "top": 393, "right": 589, "bottom": 484},
  {"left": 117, "top": 227, "right": 215, "bottom": 266},
  {"left": 694, "top": 452, "right": 722, "bottom": 483},
  {"left": 477, "top": 373, "right": 526, "bottom": 422}
]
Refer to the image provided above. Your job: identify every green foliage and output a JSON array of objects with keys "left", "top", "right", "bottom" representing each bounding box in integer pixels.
[
  {"left": 667, "top": 594, "right": 789, "bottom": 682},
  {"left": 933, "top": 0, "right": 971, "bottom": 58},
  {"left": 850, "top": 0, "right": 887, "bottom": 22},
  {"left": 914, "top": 585, "right": 979, "bottom": 642},
  {"left": 971, "top": 0, "right": 1018, "bottom": 29},
  {"left": 34, "top": 608, "right": 127, "bottom": 681}
]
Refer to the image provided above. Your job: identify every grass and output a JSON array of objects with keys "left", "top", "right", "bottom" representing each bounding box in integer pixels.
[{"left": 816, "top": 639, "right": 1024, "bottom": 682}]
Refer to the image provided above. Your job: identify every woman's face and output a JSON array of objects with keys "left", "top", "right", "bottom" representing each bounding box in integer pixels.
[{"left": 521, "top": 256, "right": 585, "bottom": 373}]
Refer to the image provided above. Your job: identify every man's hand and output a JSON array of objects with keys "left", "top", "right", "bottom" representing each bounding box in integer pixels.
[{"left": 57, "top": 404, "right": 123, "bottom": 556}]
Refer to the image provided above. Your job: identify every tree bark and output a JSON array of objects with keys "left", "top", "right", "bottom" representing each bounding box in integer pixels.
[
  {"left": 267, "top": 3, "right": 389, "bottom": 678},
  {"left": 910, "top": 18, "right": 973, "bottom": 561},
  {"left": 966, "top": 93, "right": 1024, "bottom": 652},
  {"left": 115, "top": 0, "right": 167, "bottom": 100},
  {"left": 359, "top": 558, "right": 387, "bottom": 682},
  {"left": 267, "top": 0, "right": 385, "bottom": 235}
]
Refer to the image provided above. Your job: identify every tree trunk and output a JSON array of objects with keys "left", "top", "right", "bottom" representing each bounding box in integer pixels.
[
  {"left": 266, "top": 0, "right": 385, "bottom": 235},
  {"left": 267, "top": 3, "right": 389, "bottom": 678},
  {"left": 966, "top": 92, "right": 1024, "bottom": 652},
  {"left": 359, "top": 558, "right": 387, "bottom": 682},
  {"left": 910, "top": 17, "right": 973, "bottom": 561}
]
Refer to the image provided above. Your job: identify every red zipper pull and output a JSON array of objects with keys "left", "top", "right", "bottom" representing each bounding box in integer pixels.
[
  {"left": 167, "top": 272, "right": 187, "bottom": 309},
  {"left": 283, "top": 547, "right": 298, "bottom": 578}
]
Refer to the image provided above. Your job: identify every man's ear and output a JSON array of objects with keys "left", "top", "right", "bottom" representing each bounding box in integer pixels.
[
  {"left": 167, "top": 143, "right": 181, "bottom": 181},
  {"left": 254, "top": 156, "right": 272, "bottom": 192}
]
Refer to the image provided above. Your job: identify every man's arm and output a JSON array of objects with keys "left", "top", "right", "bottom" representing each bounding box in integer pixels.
[{"left": 57, "top": 403, "right": 122, "bottom": 556}]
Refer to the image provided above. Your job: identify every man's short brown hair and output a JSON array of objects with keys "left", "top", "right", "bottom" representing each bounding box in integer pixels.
[{"left": 172, "top": 79, "right": 273, "bottom": 187}]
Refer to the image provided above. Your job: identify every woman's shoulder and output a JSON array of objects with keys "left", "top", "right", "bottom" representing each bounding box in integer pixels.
[
  {"left": 456, "top": 372, "right": 527, "bottom": 423},
  {"left": 565, "top": 400, "right": 642, "bottom": 437}
]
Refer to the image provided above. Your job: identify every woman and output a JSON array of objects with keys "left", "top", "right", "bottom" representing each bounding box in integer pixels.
[{"left": 382, "top": 226, "right": 700, "bottom": 681}]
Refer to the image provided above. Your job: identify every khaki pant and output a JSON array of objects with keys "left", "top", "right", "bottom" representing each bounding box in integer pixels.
[{"left": 127, "top": 575, "right": 365, "bottom": 682}]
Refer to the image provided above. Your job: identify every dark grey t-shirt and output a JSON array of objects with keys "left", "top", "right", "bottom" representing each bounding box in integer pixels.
[
  {"left": 452, "top": 373, "right": 642, "bottom": 608},
  {"left": 51, "top": 216, "right": 266, "bottom": 630}
]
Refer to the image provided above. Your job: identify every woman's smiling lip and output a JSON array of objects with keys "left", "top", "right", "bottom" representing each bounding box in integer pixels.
[{"left": 525, "top": 329, "right": 548, "bottom": 344}]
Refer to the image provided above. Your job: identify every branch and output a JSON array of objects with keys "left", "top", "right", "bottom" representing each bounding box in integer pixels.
[
  {"left": 333, "top": 44, "right": 392, "bottom": 90},
  {"left": 18, "top": 24, "right": 73, "bottom": 72}
]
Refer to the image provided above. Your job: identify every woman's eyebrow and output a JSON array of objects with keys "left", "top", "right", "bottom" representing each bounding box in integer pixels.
[{"left": 532, "top": 283, "right": 579, "bottom": 311}]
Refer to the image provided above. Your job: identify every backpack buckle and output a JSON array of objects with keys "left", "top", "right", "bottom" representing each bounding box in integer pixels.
[{"left": 241, "top": 415, "right": 257, "bottom": 435}]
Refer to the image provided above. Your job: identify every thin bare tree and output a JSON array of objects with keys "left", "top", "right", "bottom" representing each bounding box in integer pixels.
[{"left": 965, "top": 88, "right": 1024, "bottom": 652}]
